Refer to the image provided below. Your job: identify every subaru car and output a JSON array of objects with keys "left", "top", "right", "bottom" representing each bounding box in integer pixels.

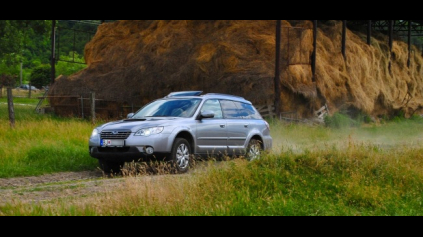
[{"left": 89, "top": 91, "right": 272, "bottom": 174}]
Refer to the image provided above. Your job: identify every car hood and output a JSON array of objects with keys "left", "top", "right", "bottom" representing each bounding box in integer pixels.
[{"left": 98, "top": 117, "right": 184, "bottom": 132}]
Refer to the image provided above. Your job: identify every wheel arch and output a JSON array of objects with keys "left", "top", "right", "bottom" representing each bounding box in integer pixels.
[
  {"left": 174, "top": 131, "right": 195, "bottom": 152},
  {"left": 249, "top": 135, "right": 264, "bottom": 149}
]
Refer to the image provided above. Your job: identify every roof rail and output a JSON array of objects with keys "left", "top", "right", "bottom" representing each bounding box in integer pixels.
[
  {"left": 205, "top": 93, "right": 245, "bottom": 100},
  {"left": 166, "top": 91, "right": 203, "bottom": 97}
]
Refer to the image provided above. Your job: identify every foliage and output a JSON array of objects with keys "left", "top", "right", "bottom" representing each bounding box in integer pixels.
[
  {"left": 56, "top": 21, "right": 99, "bottom": 56},
  {"left": 0, "top": 74, "right": 17, "bottom": 87},
  {"left": 324, "top": 112, "right": 361, "bottom": 128},
  {"left": 56, "top": 51, "right": 87, "bottom": 76},
  {"left": 29, "top": 65, "right": 51, "bottom": 88},
  {"left": 0, "top": 20, "right": 96, "bottom": 84},
  {"left": 0, "top": 20, "right": 50, "bottom": 65}
]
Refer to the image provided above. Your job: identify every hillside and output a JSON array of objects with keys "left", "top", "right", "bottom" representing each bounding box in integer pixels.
[{"left": 48, "top": 20, "right": 423, "bottom": 120}]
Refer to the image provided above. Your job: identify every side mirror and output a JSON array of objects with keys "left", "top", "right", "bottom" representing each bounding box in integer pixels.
[
  {"left": 200, "top": 110, "right": 215, "bottom": 119},
  {"left": 127, "top": 113, "right": 135, "bottom": 119}
]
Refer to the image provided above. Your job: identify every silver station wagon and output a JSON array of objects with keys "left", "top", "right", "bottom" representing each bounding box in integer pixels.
[{"left": 89, "top": 91, "right": 272, "bottom": 174}]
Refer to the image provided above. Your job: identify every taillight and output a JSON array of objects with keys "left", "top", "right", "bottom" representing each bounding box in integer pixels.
[{"left": 265, "top": 121, "right": 270, "bottom": 130}]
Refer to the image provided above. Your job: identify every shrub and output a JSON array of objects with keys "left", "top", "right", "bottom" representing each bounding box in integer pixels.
[
  {"left": 29, "top": 64, "right": 51, "bottom": 89},
  {"left": 324, "top": 112, "right": 360, "bottom": 128},
  {"left": 0, "top": 74, "right": 17, "bottom": 87}
]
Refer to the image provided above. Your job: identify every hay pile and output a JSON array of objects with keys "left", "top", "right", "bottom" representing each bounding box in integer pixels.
[{"left": 49, "top": 20, "right": 423, "bottom": 119}]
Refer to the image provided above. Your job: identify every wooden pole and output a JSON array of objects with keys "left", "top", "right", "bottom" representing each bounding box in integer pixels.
[
  {"left": 7, "top": 88, "right": 15, "bottom": 128},
  {"left": 90, "top": 92, "right": 96, "bottom": 124},
  {"left": 342, "top": 20, "right": 347, "bottom": 59},
  {"left": 389, "top": 20, "right": 394, "bottom": 71},
  {"left": 81, "top": 95, "right": 84, "bottom": 119},
  {"left": 0, "top": 86, "right": 2, "bottom": 98},
  {"left": 407, "top": 20, "right": 411, "bottom": 68},
  {"left": 389, "top": 20, "right": 394, "bottom": 51},
  {"left": 312, "top": 20, "right": 317, "bottom": 82},
  {"left": 367, "top": 20, "right": 372, "bottom": 45},
  {"left": 51, "top": 20, "right": 56, "bottom": 85},
  {"left": 274, "top": 20, "right": 282, "bottom": 117},
  {"left": 28, "top": 82, "right": 32, "bottom": 98},
  {"left": 20, "top": 62, "right": 23, "bottom": 86}
]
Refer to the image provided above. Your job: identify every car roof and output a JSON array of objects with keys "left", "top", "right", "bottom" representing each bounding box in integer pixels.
[{"left": 164, "top": 91, "right": 252, "bottom": 104}]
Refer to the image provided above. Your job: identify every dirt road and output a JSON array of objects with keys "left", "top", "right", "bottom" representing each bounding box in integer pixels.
[{"left": 0, "top": 170, "right": 125, "bottom": 205}]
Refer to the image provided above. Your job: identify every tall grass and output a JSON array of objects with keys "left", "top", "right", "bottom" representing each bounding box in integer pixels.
[
  {"left": 1, "top": 101, "right": 423, "bottom": 215},
  {"left": 0, "top": 98, "right": 98, "bottom": 178},
  {"left": 2, "top": 144, "right": 422, "bottom": 216}
]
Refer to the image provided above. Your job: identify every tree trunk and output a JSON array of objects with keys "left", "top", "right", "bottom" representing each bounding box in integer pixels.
[{"left": 7, "top": 88, "right": 15, "bottom": 128}]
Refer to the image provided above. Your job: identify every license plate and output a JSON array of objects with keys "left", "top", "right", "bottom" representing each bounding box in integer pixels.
[{"left": 101, "top": 139, "right": 125, "bottom": 147}]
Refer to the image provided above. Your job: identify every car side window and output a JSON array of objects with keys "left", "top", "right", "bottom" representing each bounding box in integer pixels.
[
  {"left": 236, "top": 102, "right": 262, "bottom": 119},
  {"left": 220, "top": 100, "right": 239, "bottom": 119},
  {"left": 221, "top": 100, "right": 262, "bottom": 119},
  {"left": 200, "top": 99, "right": 223, "bottom": 119}
]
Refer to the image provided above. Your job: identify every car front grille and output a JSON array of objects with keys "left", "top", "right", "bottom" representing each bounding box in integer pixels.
[{"left": 101, "top": 131, "right": 131, "bottom": 139}]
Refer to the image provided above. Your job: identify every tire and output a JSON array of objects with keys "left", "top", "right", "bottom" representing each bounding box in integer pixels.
[
  {"left": 246, "top": 139, "right": 263, "bottom": 161},
  {"left": 98, "top": 159, "right": 124, "bottom": 175},
  {"left": 170, "top": 138, "right": 191, "bottom": 173}
]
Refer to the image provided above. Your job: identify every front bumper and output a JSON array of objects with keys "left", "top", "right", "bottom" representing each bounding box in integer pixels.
[
  {"left": 89, "top": 133, "right": 172, "bottom": 162},
  {"left": 89, "top": 146, "right": 168, "bottom": 162}
]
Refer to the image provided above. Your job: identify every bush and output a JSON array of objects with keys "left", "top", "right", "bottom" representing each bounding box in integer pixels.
[
  {"left": 29, "top": 65, "right": 51, "bottom": 89},
  {"left": 324, "top": 112, "right": 360, "bottom": 129},
  {"left": 0, "top": 74, "right": 17, "bottom": 87}
]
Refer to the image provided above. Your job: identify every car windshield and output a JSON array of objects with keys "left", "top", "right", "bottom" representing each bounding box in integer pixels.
[{"left": 132, "top": 98, "right": 202, "bottom": 118}]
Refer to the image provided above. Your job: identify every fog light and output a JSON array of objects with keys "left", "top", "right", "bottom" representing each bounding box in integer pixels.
[{"left": 146, "top": 147, "right": 154, "bottom": 155}]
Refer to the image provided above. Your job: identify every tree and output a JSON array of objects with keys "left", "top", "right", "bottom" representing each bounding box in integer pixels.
[
  {"left": 0, "top": 74, "right": 17, "bottom": 98},
  {"left": 0, "top": 20, "right": 50, "bottom": 65},
  {"left": 56, "top": 51, "right": 87, "bottom": 76},
  {"left": 29, "top": 65, "right": 50, "bottom": 89}
]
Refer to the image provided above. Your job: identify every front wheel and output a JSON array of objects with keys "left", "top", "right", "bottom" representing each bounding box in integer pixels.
[
  {"left": 246, "top": 139, "right": 263, "bottom": 161},
  {"left": 170, "top": 138, "right": 191, "bottom": 173}
]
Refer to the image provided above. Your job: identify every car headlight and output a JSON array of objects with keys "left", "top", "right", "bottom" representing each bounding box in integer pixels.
[
  {"left": 91, "top": 129, "right": 99, "bottom": 138},
  {"left": 135, "top": 127, "right": 164, "bottom": 136}
]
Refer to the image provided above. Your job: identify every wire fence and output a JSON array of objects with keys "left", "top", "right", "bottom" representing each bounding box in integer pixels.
[{"left": 0, "top": 87, "right": 46, "bottom": 99}]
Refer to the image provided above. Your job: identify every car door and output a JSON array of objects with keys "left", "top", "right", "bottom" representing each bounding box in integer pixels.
[
  {"left": 196, "top": 99, "right": 228, "bottom": 156},
  {"left": 220, "top": 100, "right": 250, "bottom": 155}
]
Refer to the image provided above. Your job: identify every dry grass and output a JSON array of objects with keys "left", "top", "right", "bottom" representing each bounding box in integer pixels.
[{"left": 49, "top": 20, "right": 423, "bottom": 121}]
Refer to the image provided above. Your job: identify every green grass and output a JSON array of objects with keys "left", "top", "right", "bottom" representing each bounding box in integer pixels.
[
  {"left": 1, "top": 101, "right": 423, "bottom": 215},
  {"left": 1, "top": 146, "right": 422, "bottom": 216},
  {"left": 0, "top": 98, "right": 98, "bottom": 178}
]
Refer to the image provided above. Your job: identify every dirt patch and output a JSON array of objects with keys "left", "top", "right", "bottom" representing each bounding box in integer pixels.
[
  {"left": 0, "top": 170, "right": 104, "bottom": 188},
  {"left": 0, "top": 160, "right": 212, "bottom": 206},
  {"left": 0, "top": 170, "right": 125, "bottom": 205}
]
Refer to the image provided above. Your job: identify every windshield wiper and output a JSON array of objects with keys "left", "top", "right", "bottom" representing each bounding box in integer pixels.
[
  {"left": 144, "top": 115, "right": 172, "bottom": 117},
  {"left": 123, "top": 118, "right": 147, "bottom": 121}
]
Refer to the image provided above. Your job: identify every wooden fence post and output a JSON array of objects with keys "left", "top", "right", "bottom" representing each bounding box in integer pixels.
[
  {"left": 90, "top": 92, "right": 96, "bottom": 124},
  {"left": 0, "top": 86, "right": 3, "bottom": 98},
  {"left": 28, "top": 82, "right": 32, "bottom": 98},
  {"left": 7, "top": 88, "right": 15, "bottom": 128},
  {"left": 80, "top": 95, "right": 84, "bottom": 119}
]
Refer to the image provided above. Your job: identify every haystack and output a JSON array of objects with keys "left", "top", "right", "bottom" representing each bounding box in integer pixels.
[{"left": 49, "top": 20, "right": 423, "bottom": 120}]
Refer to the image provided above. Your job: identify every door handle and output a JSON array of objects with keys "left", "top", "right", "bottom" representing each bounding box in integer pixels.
[
  {"left": 220, "top": 124, "right": 225, "bottom": 128},
  {"left": 244, "top": 124, "right": 248, "bottom": 128}
]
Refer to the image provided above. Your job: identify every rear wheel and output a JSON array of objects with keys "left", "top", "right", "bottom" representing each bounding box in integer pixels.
[
  {"left": 246, "top": 139, "right": 263, "bottom": 161},
  {"left": 98, "top": 159, "right": 124, "bottom": 175},
  {"left": 170, "top": 138, "right": 191, "bottom": 173}
]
